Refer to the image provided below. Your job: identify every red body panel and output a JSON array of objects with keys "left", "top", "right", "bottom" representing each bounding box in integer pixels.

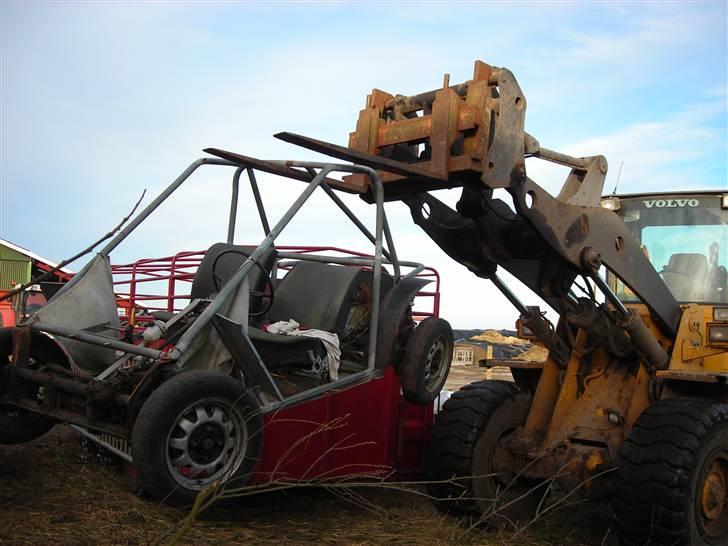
[
  {"left": 0, "top": 296, "right": 15, "bottom": 328},
  {"left": 251, "top": 366, "right": 433, "bottom": 483}
]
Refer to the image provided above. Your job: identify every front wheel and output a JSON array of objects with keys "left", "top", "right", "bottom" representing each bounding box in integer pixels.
[
  {"left": 131, "top": 370, "right": 263, "bottom": 507},
  {"left": 426, "top": 380, "right": 543, "bottom": 526},
  {"left": 614, "top": 398, "right": 728, "bottom": 545}
]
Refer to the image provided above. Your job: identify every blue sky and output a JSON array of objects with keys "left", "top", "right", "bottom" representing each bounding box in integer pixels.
[{"left": 1, "top": 1, "right": 726, "bottom": 328}]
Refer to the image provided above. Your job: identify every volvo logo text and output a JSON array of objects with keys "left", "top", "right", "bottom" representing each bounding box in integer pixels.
[{"left": 643, "top": 199, "right": 699, "bottom": 208}]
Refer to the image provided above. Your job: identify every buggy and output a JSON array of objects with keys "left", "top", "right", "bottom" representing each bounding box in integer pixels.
[{"left": 0, "top": 152, "right": 453, "bottom": 506}]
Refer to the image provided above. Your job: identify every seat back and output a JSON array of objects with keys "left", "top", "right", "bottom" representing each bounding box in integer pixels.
[
  {"left": 191, "top": 243, "right": 278, "bottom": 313},
  {"left": 662, "top": 252, "right": 709, "bottom": 301},
  {"left": 268, "top": 261, "right": 367, "bottom": 334},
  {"left": 666, "top": 253, "right": 708, "bottom": 278}
]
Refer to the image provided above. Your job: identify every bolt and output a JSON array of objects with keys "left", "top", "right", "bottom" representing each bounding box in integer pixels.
[{"left": 581, "top": 247, "right": 602, "bottom": 270}]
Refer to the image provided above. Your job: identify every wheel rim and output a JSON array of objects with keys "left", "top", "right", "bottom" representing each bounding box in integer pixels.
[
  {"left": 697, "top": 448, "right": 728, "bottom": 542},
  {"left": 423, "top": 336, "right": 448, "bottom": 391},
  {"left": 165, "top": 398, "right": 247, "bottom": 490}
]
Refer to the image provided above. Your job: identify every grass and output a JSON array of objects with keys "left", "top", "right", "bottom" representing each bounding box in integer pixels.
[{"left": 0, "top": 427, "right": 616, "bottom": 545}]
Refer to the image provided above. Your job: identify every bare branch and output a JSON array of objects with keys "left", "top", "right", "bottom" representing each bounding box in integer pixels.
[{"left": 0, "top": 189, "right": 146, "bottom": 304}]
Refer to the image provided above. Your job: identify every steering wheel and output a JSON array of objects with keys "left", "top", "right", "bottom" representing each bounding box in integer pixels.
[
  {"left": 659, "top": 267, "right": 692, "bottom": 280},
  {"left": 211, "top": 251, "right": 275, "bottom": 318}
]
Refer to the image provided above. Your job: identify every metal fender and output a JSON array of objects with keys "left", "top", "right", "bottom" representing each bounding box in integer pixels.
[{"left": 375, "top": 277, "right": 431, "bottom": 370}]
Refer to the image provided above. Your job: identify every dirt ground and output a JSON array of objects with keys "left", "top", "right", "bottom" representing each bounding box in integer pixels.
[{"left": 0, "top": 366, "right": 615, "bottom": 545}]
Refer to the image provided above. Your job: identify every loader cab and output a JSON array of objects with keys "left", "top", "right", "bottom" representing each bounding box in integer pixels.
[{"left": 603, "top": 191, "right": 728, "bottom": 304}]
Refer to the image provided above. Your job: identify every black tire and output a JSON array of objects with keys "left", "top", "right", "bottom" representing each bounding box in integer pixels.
[
  {"left": 131, "top": 370, "right": 263, "bottom": 507},
  {"left": 427, "top": 380, "right": 544, "bottom": 527},
  {"left": 401, "top": 317, "right": 453, "bottom": 404},
  {"left": 614, "top": 398, "right": 728, "bottom": 546},
  {"left": 427, "top": 381, "right": 544, "bottom": 525},
  {"left": 0, "top": 328, "right": 60, "bottom": 444}
]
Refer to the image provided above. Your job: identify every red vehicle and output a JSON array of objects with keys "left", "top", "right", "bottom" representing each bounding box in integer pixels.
[
  {"left": 1, "top": 154, "right": 453, "bottom": 506},
  {"left": 110, "top": 246, "right": 444, "bottom": 489}
]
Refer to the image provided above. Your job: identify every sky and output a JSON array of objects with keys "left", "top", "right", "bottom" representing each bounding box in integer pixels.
[{"left": 1, "top": 1, "right": 726, "bottom": 329}]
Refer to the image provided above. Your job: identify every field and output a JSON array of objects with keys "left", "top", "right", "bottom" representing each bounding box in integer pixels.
[{"left": 0, "top": 365, "right": 616, "bottom": 545}]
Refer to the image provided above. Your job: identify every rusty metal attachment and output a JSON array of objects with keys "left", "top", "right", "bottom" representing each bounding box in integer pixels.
[
  {"left": 342, "top": 60, "right": 497, "bottom": 192},
  {"left": 280, "top": 60, "right": 607, "bottom": 209}
]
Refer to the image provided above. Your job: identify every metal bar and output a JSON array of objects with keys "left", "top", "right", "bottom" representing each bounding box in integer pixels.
[
  {"left": 203, "top": 148, "right": 357, "bottom": 193},
  {"left": 13, "top": 366, "right": 129, "bottom": 405},
  {"left": 275, "top": 252, "right": 423, "bottom": 272},
  {"left": 70, "top": 425, "right": 132, "bottom": 463},
  {"left": 318, "top": 178, "right": 392, "bottom": 262},
  {"left": 129, "top": 261, "right": 137, "bottom": 324},
  {"left": 490, "top": 273, "right": 529, "bottom": 315},
  {"left": 174, "top": 166, "right": 335, "bottom": 356},
  {"left": 227, "top": 167, "right": 242, "bottom": 244},
  {"left": 590, "top": 272, "right": 629, "bottom": 317},
  {"left": 260, "top": 369, "right": 380, "bottom": 413},
  {"left": 366, "top": 168, "right": 384, "bottom": 371},
  {"left": 316, "top": 166, "right": 399, "bottom": 273},
  {"left": 30, "top": 323, "right": 166, "bottom": 360},
  {"left": 167, "top": 253, "right": 178, "bottom": 312},
  {"left": 273, "top": 133, "right": 446, "bottom": 182},
  {"left": 99, "top": 157, "right": 236, "bottom": 257},
  {"left": 248, "top": 168, "right": 271, "bottom": 235},
  {"left": 93, "top": 354, "right": 133, "bottom": 382},
  {"left": 381, "top": 207, "right": 400, "bottom": 280},
  {"left": 211, "top": 315, "right": 284, "bottom": 402},
  {"left": 384, "top": 82, "right": 470, "bottom": 111},
  {"left": 534, "top": 145, "right": 591, "bottom": 170}
]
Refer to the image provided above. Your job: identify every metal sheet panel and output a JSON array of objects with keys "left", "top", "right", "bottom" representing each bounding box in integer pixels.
[
  {"left": 0, "top": 260, "right": 31, "bottom": 291},
  {"left": 35, "top": 254, "right": 120, "bottom": 373}
]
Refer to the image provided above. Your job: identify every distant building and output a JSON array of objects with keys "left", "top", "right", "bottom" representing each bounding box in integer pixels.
[
  {"left": 452, "top": 338, "right": 492, "bottom": 367},
  {"left": 0, "top": 239, "right": 72, "bottom": 327}
]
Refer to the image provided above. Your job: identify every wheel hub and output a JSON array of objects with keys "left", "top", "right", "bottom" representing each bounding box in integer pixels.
[
  {"left": 697, "top": 449, "right": 728, "bottom": 540},
  {"left": 165, "top": 400, "right": 245, "bottom": 488},
  {"left": 424, "top": 337, "right": 446, "bottom": 387},
  {"left": 701, "top": 460, "right": 727, "bottom": 521}
]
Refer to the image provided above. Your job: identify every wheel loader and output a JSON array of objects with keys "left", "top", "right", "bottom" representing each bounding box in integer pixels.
[{"left": 269, "top": 60, "right": 728, "bottom": 545}]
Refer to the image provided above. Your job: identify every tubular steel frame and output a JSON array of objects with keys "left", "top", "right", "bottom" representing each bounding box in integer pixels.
[{"left": 20, "top": 153, "right": 428, "bottom": 415}]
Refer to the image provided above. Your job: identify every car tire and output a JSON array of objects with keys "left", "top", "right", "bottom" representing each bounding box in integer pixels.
[
  {"left": 400, "top": 317, "right": 453, "bottom": 404},
  {"left": 131, "top": 370, "right": 263, "bottom": 507}
]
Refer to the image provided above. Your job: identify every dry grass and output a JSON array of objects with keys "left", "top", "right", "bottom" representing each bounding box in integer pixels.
[{"left": 0, "top": 426, "right": 614, "bottom": 545}]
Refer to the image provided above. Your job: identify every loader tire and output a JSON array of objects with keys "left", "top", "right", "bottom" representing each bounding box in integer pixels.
[
  {"left": 614, "top": 398, "right": 728, "bottom": 546},
  {"left": 426, "top": 380, "right": 544, "bottom": 527}
]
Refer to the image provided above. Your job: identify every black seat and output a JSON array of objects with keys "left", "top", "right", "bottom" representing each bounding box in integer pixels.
[
  {"left": 268, "top": 261, "right": 367, "bottom": 332},
  {"left": 149, "top": 243, "right": 277, "bottom": 322},
  {"left": 662, "top": 252, "right": 708, "bottom": 301},
  {"left": 250, "top": 261, "right": 372, "bottom": 374}
]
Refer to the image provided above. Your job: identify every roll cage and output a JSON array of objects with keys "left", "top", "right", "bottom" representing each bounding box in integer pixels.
[{"left": 8, "top": 153, "right": 433, "bottom": 420}]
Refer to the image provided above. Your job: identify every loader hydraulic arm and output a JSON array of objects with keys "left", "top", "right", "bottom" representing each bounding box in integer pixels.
[{"left": 212, "top": 60, "right": 681, "bottom": 368}]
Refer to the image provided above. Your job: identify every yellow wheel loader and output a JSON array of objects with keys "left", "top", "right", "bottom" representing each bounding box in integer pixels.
[{"left": 268, "top": 60, "right": 728, "bottom": 545}]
